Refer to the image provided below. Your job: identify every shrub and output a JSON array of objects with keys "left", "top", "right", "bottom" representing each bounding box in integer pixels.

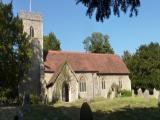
[
  {"left": 0, "top": 88, "right": 12, "bottom": 104},
  {"left": 0, "top": 96, "right": 7, "bottom": 104},
  {"left": 107, "top": 90, "right": 112, "bottom": 98},
  {"left": 80, "top": 102, "right": 93, "bottom": 120},
  {"left": 30, "top": 94, "right": 39, "bottom": 104},
  {"left": 120, "top": 90, "right": 132, "bottom": 97}
]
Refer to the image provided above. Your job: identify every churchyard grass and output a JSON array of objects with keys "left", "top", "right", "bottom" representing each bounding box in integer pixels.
[{"left": 0, "top": 97, "right": 159, "bottom": 120}]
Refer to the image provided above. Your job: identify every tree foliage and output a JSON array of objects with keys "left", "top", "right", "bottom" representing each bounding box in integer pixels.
[
  {"left": 76, "top": 0, "right": 141, "bottom": 22},
  {"left": 122, "top": 50, "right": 132, "bottom": 65},
  {"left": 43, "top": 32, "right": 61, "bottom": 60},
  {"left": 0, "top": 2, "right": 32, "bottom": 100},
  {"left": 83, "top": 32, "right": 114, "bottom": 54},
  {"left": 122, "top": 42, "right": 160, "bottom": 90}
]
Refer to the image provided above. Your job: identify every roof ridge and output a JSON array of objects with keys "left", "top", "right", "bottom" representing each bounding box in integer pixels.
[{"left": 48, "top": 50, "right": 117, "bottom": 56}]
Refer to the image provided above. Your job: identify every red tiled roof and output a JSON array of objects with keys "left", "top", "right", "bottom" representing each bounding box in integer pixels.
[{"left": 44, "top": 51, "right": 129, "bottom": 74}]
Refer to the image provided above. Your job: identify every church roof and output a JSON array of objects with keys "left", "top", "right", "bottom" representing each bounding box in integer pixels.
[{"left": 44, "top": 50, "right": 129, "bottom": 74}]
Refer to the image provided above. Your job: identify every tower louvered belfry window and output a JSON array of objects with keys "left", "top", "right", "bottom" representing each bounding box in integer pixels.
[{"left": 30, "top": 26, "right": 34, "bottom": 37}]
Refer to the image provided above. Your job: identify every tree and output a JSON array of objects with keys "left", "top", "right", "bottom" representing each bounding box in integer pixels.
[
  {"left": 43, "top": 32, "right": 61, "bottom": 60},
  {"left": 83, "top": 32, "right": 114, "bottom": 54},
  {"left": 76, "top": 0, "right": 141, "bottom": 22},
  {"left": 122, "top": 42, "right": 160, "bottom": 90},
  {"left": 122, "top": 50, "right": 132, "bottom": 68},
  {"left": 0, "top": 2, "right": 32, "bottom": 100}
]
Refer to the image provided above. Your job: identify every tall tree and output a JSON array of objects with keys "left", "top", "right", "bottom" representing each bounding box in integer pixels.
[
  {"left": 0, "top": 2, "right": 32, "bottom": 99},
  {"left": 83, "top": 32, "right": 114, "bottom": 54},
  {"left": 76, "top": 0, "right": 141, "bottom": 22},
  {"left": 122, "top": 42, "right": 160, "bottom": 90},
  {"left": 122, "top": 50, "right": 132, "bottom": 66},
  {"left": 43, "top": 32, "right": 61, "bottom": 60}
]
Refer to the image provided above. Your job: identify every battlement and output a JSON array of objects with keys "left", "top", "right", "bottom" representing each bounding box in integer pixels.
[{"left": 19, "top": 10, "right": 43, "bottom": 21}]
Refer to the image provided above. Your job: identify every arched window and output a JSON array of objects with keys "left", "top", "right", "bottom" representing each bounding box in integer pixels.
[
  {"left": 30, "top": 26, "right": 34, "bottom": 37},
  {"left": 102, "top": 79, "right": 105, "bottom": 89},
  {"left": 79, "top": 76, "right": 86, "bottom": 92},
  {"left": 119, "top": 80, "right": 122, "bottom": 89}
]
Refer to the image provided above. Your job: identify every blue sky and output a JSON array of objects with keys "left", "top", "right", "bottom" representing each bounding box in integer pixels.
[{"left": 3, "top": 0, "right": 160, "bottom": 55}]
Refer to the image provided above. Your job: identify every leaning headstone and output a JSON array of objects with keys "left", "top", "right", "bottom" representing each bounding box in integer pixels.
[
  {"left": 143, "top": 89, "right": 150, "bottom": 101},
  {"left": 22, "top": 93, "right": 30, "bottom": 112},
  {"left": 153, "top": 88, "right": 159, "bottom": 99},
  {"left": 132, "top": 90, "right": 135, "bottom": 97},
  {"left": 137, "top": 88, "right": 143, "bottom": 97}
]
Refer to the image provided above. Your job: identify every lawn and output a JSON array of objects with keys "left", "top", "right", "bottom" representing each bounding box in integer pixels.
[{"left": 0, "top": 97, "right": 159, "bottom": 120}]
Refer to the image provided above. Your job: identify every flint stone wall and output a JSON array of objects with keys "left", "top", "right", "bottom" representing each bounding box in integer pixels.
[{"left": 45, "top": 69, "right": 131, "bottom": 102}]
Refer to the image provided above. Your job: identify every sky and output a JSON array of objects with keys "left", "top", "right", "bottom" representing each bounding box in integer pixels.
[{"left": 2, "top": 0, "right": 160, "bottom": 56}]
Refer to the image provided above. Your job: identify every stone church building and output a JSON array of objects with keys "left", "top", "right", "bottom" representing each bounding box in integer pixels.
[
  {"left": 19, "top": 11, "right": 131, "bottom": 102},
  {"left": 44, "top": 51, "right": 131, "bottom": 102}
]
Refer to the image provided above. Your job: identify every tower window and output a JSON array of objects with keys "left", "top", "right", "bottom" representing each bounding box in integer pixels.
[{"left": 30, "top": 26, "right": 34, "bottom": 37}]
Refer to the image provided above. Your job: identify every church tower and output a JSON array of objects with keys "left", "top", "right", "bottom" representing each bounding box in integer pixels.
[
  {"left": 19, "top": 11, "right": 44, "bottom": 96},
  {"left": 19, "top": 11, "right": 43, "bottom": 48}
]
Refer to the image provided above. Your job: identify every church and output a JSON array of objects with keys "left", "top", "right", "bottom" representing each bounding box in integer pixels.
[{"left": 19, "top": 11, "right": 131, "bottom": 102}]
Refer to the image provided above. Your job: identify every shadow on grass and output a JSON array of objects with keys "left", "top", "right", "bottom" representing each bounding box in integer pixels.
[
  {"left": 93, "top": 107, "right": 160, "bottom": 120},
  {"left": 24, "top": 105, "right": 160, "bottom": 120},
  {"left": 0, "top": 105, "right": 160, "bottom": 120}
]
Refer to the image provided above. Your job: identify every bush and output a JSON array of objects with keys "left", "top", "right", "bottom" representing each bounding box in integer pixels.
[
  {"left": 30, "top": 94, "right": 39, "bottom": 104},
  {"left": 80, "top": 102, "right": 93, "bottom": 120},
  {"left": 107, "top": 90, "right": 112, "bottom": 98},
  {"left": 0, "top": 88, "right": 12, "bottom": 104},
  {"left": 0, "top": 96, "right": 7, "bottom": 104},
  {"left": 120, "top": 90, "right": 132, "bottom": 97}
]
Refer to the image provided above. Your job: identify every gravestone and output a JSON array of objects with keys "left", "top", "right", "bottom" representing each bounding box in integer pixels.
[
  {"left": 110, "top": 91, "right": 115, "bottom": 99},
  {"left": 22, "top": 93, "right": 30, "bottom": 112},
  {"left": 14, "top": 111, "right": 23, "bottom": 120},
  {"left": 132, "top": 90, "right": 135, "bottom": 97},
  {"left": 143, "top": 89, "right": 149, "bottom": 101},
  {"left": 153, "top": 88, "right": 159, "bottom": 99},
  {"left": 158, "top": 94, "right": 160, "bottom": 111},
  {"left": 80, "top": 102, "right": 93, "bottom": 120},
  {"left": 137, "top": 88, "right": 143, "bottom": 97},
  {"left": 22, "top": 93, "right": 30, "bottom": 106}
]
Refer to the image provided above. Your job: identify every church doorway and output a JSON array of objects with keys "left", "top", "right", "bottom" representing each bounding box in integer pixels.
[{"left": 62, "top": 82, "right": 69, "bottom": 102}]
